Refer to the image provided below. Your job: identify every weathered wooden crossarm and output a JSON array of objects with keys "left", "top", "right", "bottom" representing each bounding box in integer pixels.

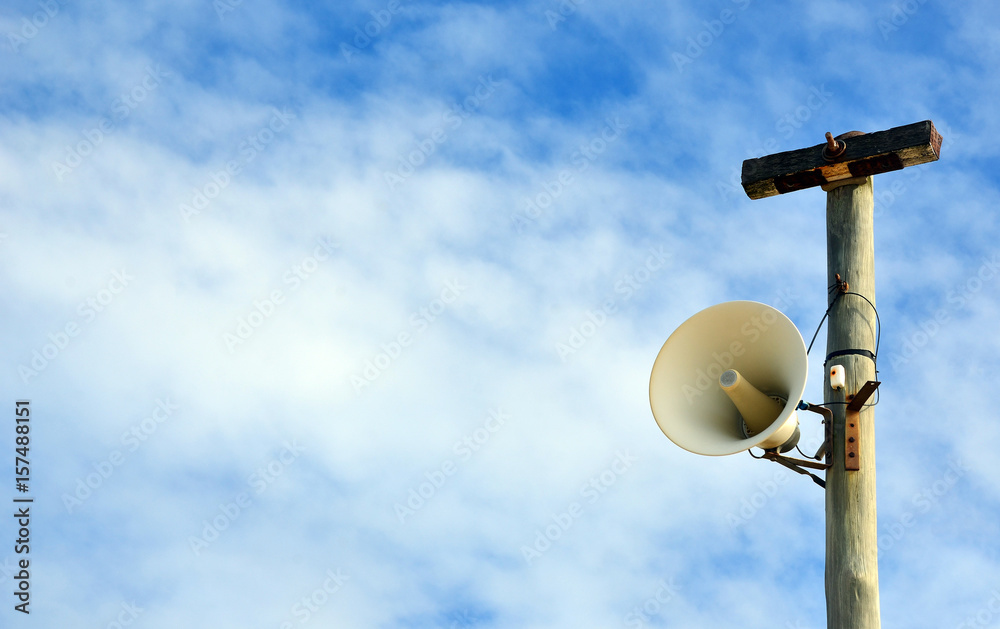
[{"left": 741, "top": 120, "right": 942, "bottom": 199}]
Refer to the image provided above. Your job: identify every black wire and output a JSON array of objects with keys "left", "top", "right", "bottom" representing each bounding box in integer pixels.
[
  {"left": 841, "top": 291, "right": 881, "bottom": 360},
  {"left": 806, "top": 293, "right": 843, "bottom": 355},
  {"left": 839, "top": 291, "right": 881, "bottom": 406},
  {"left": 804, "top": 283, "right": 883, "bottom": 407},
  {"left": 816, "top": 401, "right": 876, "bottom": 409},
  {"left": 806, "top": 286, "right": 843, "bottom": 355}
]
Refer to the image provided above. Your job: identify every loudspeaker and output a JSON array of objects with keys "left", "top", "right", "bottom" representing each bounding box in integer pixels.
[{"left": 649, "top": 301, "right": 808, "bottom": 456}]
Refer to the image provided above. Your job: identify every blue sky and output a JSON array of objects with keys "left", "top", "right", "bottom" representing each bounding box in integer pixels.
[{"left": 2, "top": 0, "right": 999, "bottom": 627}]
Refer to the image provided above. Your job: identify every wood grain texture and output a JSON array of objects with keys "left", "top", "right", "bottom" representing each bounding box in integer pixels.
[
  {"left": 741, "top": 120, "right": 942, "bottom": 199},
  {"left": 825, "top": 178, "right": 881, "bottom": 629}
]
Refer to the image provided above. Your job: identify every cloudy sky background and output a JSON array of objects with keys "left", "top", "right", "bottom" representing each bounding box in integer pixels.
[{"left": 2, "top": 0, "right": 999, "bottom": 627}]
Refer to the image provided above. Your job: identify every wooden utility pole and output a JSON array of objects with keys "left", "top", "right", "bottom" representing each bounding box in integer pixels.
[
  {"left": 823, "top": 177, "right": 880, "bottom": 628},
  {"left": 741, "top": 121, "right": 942, "bottom": 629}
]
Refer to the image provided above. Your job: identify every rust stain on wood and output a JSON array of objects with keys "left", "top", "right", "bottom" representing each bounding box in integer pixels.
[{"left": 848, "top": 153, "right": 904, "bottom": 178}]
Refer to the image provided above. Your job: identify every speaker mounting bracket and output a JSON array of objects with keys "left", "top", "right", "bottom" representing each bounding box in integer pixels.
[
  {"left": 761, "top": 451, "right": 829, "bottom": 489},
  {"left": 801, "top": 403, "right": 834, "bottom": 464},
  {"left": 757, "top": 403, "right": 835, "bottom": 489},
  {"left": 844, "top": 380, "right": 880, "bottom": 471}
]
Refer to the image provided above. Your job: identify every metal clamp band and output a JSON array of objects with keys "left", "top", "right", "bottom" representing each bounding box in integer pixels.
[{"left": 824, "top": 348, "right": 876, "bottom": 365}]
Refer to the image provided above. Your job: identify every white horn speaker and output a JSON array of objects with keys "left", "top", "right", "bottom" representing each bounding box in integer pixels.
[{"left": 649, "top": 301, "right": 808, "bottom": 456}]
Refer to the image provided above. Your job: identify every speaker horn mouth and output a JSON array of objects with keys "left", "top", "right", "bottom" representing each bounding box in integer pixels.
[{"left": 648, "top": 300, "right": 809, "bottom": 456}]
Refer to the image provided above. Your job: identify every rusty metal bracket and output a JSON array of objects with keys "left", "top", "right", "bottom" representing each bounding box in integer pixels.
[{"left": 845, "top": 380, "right": 880, "bottom": 471}]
